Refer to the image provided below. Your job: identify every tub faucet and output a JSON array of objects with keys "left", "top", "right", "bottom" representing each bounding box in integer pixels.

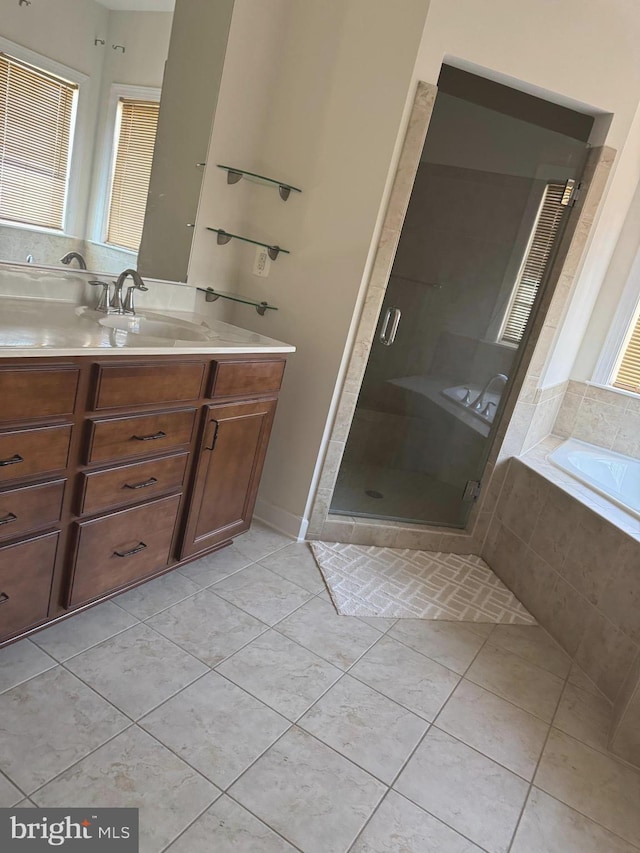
[
  {"left": 60, "top": 251, "right": 87, "bottom": 269},
  {"left": 470, "top": 373, "right": 508, "bottom": 411}
]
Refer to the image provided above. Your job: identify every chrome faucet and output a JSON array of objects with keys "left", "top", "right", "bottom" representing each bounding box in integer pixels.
[
  {"left": 118, "top": 269, "right": 149, "bottom": 316},
  {"left": 90, "top": 269, "right": 148, "bottom": 315},
  {"left": 469, "top": 373, "right": 508, "bottom": 412},
  {"left": 60, "top": 251, "right": 87, "bottom": 269}
]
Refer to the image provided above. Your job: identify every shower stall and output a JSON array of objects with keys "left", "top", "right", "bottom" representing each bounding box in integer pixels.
[{"left": 331, "top": 66, "right": 592, "bottom": 528}]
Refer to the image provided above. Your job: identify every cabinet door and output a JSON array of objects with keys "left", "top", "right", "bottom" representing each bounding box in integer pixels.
[{"left": 180, "top": 399, "right": 277, "bottom": 558}]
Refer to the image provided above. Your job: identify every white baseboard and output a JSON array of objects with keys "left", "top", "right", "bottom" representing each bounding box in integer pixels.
[{"left": 254, "top": 497, "right": 308, "bottom": 541}]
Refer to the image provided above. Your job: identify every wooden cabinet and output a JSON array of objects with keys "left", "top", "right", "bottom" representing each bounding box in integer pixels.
[
  {"left": 86, "top": 408, "right": 196, "bottom": 464},
  {"left": 0, "top": 532, "right": 59, "bottom": 640},
  {"left": 0, "top": 352, "right": 287, "bottom": 646},
  {"left": 68, "top": 495, "right": 182, "bottom": 606},
  {"left": 181, "top": 399, "right": 277, "bottom": 558},
  {"left": 79, "top": 452, "right": 188, "bottom": 515},
  {"left": 92, "top": 361, "right": 205, "bottom": 410},
  {"left": 0, "top": 479, "right": 65, "bottom": 543},
  {"left": 0, "top": 425, "right": 72, "bottom": 484},
  {"left": 0, "top": 366, "right": 79, "bottom": 422}
]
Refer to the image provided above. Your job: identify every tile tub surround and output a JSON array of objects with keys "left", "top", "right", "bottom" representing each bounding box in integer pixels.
[
  {"left": 554, "top": 379, "right": 640, "bottom": 458},
  {"left": 2, "top": 524, "right": 640, "bottom": 852},
  {"left": 482, "top": 448, "right": 640, "bottom": 766}
]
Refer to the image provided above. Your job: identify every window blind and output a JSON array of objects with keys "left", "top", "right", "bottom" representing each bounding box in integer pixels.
[
  {"left": 106, "top": 98, "right": 159, "bottom": 252},
  {"left": 613, "top": 311, "right": 640, "bottom": 394},
  {"left": 0, "top": 53, "right": 77, "bottom": 230},
  {"left": 500, "top": 182, "right": 567, "bottom": 345}
]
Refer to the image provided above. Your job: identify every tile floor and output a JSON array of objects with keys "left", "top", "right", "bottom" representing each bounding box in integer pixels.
[{"left": 1, "top": 520, "right": 639, "bottom": 852}]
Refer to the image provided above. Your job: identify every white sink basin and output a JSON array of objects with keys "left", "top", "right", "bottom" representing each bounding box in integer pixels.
[{"left": 98, "top": 314, "right": 210, "bottom": 342}]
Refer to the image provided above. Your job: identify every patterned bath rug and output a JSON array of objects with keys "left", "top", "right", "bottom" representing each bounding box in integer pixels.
[{"left": 310, "top": 542, "right": 536, "bottom": 624}]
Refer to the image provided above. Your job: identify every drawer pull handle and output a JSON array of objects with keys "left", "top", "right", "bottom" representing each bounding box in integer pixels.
[
  {"left": 114, "top": 541, "right": 147, "bottom": 558},
  {"left": 0, "top": 454, "right": 23, "bottom": 467},
  {"left": 0, "top": 512, "right": 17, "bottom": 525},
  {"left": 132, "top": 431, "right": 166, "bottom": 442},
  {"left": 0, "top": 592, "right": 9, "bottom": 604},
  {"left": 124, "top": 477, "right": 158, "bottom": 490}
]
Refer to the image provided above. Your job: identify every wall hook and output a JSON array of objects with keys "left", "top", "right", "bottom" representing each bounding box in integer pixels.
[
  {"left": 94, "top": 38, "right": 105, "bottom": 46},
  {"left": 18, "top": 1, "right": 32, "bottom": 7},
  {"left": 112, "top": 44, "right": 126, "bottom": 53}
]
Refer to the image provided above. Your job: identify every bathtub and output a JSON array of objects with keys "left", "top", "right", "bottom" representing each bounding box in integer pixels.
[{"left": 550, "top": 438, "right": 640, "bottom": 519}]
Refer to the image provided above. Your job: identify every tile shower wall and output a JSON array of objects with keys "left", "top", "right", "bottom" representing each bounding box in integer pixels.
[{"left": 483, "top": 457, "right": 640, "bottom": 765}]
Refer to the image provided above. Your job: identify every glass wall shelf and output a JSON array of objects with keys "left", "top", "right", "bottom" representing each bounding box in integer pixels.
[
  {"left": 207, "top": 227, "right": 290, "bottom": 260},
  {"left": 196, "top": 287, "right": 277, "bottom": 316},
  {"left": 217, "top": 164, "right": 302, "bottom": 201}
]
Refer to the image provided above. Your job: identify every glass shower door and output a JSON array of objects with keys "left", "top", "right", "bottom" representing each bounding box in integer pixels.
[{"left": 331, "top": 74, "right": 589, "bottom": 528}]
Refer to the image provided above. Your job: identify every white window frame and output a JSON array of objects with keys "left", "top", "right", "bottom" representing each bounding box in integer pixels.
[
  {"left": 89, "top": 83, "right": 160, "bottom": 252},
  {"left": 0, "top": 35, "right": 88, "bottom": 236},
  {"left": 592, "top": 245, "right": 640, "bottom": 391}
]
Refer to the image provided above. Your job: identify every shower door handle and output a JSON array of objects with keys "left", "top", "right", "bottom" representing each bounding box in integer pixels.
[{"left": 379, "top": 307, "right": 402, "bottom": 346}]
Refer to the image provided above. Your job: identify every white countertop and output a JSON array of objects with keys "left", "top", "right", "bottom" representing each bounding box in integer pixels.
[{"left": 0, "top": 298, "right": 295, "bottom": 357}]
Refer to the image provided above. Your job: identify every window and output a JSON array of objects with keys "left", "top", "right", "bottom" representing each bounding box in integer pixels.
[
  {"left": 106, "top": 98, "right": 159, "bottom": 252},
  {"left": 498, "top": 182, "right": 567, "bottom": 345},
  {"left": 612, "top": 306, "right": 640, "bottom": 393},
  {"left": 0, "top": 52, "right": 77, "bottom": 230}
]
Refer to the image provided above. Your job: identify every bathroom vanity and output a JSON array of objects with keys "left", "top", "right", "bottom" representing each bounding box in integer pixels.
[{"left": 0, "top": 301, "right": 294, "bottom": 646}]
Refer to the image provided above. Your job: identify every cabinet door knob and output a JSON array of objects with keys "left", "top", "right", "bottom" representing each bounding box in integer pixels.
[
  {"left": 0, "top": 512, "right": 17, "bottom": 525},
  {"left": 132, "top": 431, "right": 166, "bottom": 442},
  {"left": 124, "top": 477, "right": 158, "bottom": 490},
  {"left": 0, "top": 454, "right": 23, "bottom": 467},
  {"left": 113, "top": 542, "right": 147, "bottom": 558}
]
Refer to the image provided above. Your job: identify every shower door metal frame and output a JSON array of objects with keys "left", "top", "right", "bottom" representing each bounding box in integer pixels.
[{"left": 306, "top": 78, "right": 614, "bottom": 547}]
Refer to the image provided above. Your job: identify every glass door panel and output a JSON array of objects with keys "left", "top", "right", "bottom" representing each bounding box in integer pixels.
[{"left": 331, "top": 73, "right": 589, "bottom": 527}]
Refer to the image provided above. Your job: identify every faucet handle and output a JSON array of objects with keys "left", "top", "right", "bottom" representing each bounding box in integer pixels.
[
  {"left": 123, "top": 281, "right": 149, "bottom": 316},
  {"left": 89, "top": 279, "right": 111, "bottom": 313}
]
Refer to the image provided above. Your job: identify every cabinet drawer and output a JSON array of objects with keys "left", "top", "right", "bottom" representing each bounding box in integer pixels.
[
  {"left": 0, "top": 532, "right": 58, "bottom": 640},
  {"left": 79, "top": 452, "right": 189, "bottom": 515},
  {"left": 0, "top": 425, "right": 72, "bottom": 485},
  {"left": 209, "top": 359, "right": 285, "bottom": 399},
  {"left": 68, "top": 494, "right": 181, "bottom": 606},
  {"left": 86, "top": 408, "right": 196, "bottom": 464},
  {"left": 0, "top": 480, "right": 65, "bottom": 543},
  {"left": 93, "top": 361, "right": 205, "bottom": 410},
  {"left": 0, "top": 367, "right": 79, "bottom": 423}
]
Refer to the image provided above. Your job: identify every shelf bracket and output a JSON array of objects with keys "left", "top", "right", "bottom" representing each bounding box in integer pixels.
[
  {"left": 208, "top": 228, "right": 288, "bottom": 260},
  {"left": 200, "top": 288, "right": 276, "bottom": 316}
]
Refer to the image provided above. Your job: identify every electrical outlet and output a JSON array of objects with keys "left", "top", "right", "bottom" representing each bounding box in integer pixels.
[{"left": 252, "top": 246, "right": 271, "bottom": 277}]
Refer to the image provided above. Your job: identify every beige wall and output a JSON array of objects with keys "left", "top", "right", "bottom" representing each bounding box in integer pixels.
[
  {"left": 190, "top": 0, "right": 432, "bottom": 534},
  {"left": 189, "top": 0, "right": 640, "bottom": 536}
]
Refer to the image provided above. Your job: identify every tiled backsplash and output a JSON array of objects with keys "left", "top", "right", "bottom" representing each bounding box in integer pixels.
[
  {"left": 554, "top": 380, "right": 640, "bottom": 458},
  {"left": 0, "top": 262, "right": 200, "bottom": 314}
]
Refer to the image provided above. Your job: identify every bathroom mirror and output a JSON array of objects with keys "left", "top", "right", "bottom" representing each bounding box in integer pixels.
[{"left": 0, "top": 0, "right": 234, "bottom": 281}]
